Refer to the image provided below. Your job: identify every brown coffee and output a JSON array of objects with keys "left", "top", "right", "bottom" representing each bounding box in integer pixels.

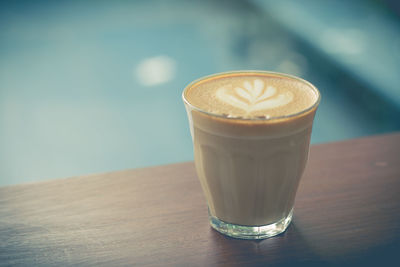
[{"left": 183, "top": 71, "right": 320, "bottom": 238}]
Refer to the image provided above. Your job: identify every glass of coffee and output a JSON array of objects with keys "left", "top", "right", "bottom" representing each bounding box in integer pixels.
[{"left": 182, "top": 71, "right": 320, "bottom": 239}]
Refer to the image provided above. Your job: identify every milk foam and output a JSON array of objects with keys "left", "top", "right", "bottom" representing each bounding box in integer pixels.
[
  {"left": 216, "top": 79, "right": 294, "bottom": 114},
  {"left": 184, "top": 72, "right": 318, "bottom": 119}
]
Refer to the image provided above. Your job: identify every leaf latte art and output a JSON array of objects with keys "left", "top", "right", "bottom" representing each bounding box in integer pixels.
[
  {"left": 216, "top": 79, "right": 294, "bottom": 113},
  {"left": 184, "top": 72, "right": 319, "bottom": 119}
]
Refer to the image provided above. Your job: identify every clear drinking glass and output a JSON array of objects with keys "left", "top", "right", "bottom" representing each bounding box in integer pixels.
[{"left": 182, "top": 71, "right": 320, "bottom": 239}]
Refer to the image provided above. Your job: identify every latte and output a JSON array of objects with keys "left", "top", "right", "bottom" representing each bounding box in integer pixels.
[{"left": 183, "top": 71, "right": 320, "bottom": 239}]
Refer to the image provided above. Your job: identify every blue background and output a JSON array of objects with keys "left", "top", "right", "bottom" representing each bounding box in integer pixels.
[{"left": 1, "top": 0, "right": 399, "bottom": 185}]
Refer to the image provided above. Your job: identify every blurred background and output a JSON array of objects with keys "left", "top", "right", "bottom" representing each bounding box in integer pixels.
[{"left": 1, "top": 0, "right": 399, "bottom": 186}]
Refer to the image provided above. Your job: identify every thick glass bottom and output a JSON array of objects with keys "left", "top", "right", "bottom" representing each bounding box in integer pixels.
[{"left": 209, "top": 209, "right": 293, "bottom": 240}]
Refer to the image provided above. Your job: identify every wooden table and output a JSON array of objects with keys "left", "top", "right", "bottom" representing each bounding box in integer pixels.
[{"left": 1, "top": 133, "right": 400, "bottom": 266}]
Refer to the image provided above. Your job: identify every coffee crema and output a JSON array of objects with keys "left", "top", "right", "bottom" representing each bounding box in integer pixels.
[{"left": 184, "top": 72, "right": 319, "bottom": 119}]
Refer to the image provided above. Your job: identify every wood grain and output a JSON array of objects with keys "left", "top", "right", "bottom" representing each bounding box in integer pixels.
[{"left": 1, "top": 133, "right": 400, "bottom": 266}]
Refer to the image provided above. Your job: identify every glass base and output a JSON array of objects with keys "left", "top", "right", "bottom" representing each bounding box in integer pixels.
[{"left": 209, "top": 209, "right": 293, "bottom": 240}]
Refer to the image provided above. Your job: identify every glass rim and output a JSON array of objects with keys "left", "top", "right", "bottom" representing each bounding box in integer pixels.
[{"left": 182, "top": 70, "right": 321, "bottom": 122}]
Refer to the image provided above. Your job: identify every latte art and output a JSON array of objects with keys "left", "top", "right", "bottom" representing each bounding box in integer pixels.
[
  {"left": 184, "top": 72, "right": 319, "bottom": 119},
  {"left": 216, "top": 79, "right": 294, "bottom": 113}
]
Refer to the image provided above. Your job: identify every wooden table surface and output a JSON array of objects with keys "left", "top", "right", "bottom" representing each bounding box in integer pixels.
[{"left": 1, "top": 133, "right": 400, "bottom": 266}]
